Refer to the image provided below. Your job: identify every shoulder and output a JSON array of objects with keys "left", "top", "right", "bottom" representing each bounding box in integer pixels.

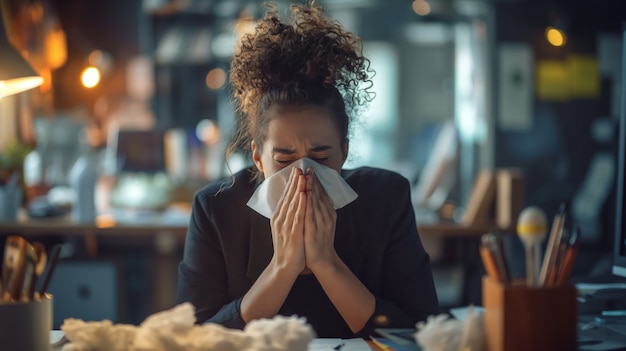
[
  {"left": 342, "top": 166, "right": 411, "bottom": 193},
  {"left": 193, "top": 167, "right": 258, "bottom": 207}
]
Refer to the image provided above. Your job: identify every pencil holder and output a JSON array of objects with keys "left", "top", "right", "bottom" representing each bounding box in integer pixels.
[
  {"left": 0, "top": 294, "right": 53, "bottom": 351},
  {"left": 482, "top": 276, "right": 577, "bottom": 351}
]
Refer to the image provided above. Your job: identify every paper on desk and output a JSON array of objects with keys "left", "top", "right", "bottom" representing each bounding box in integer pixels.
[
  {"left": 449, "top": 306, "right": 485, "bottom": 321},
  {"left": 576, "top": 283, "right": 626, "bottom": 292},
  {"left": 308, "top": 338, "right": 371, "bottom": 351},
  {"left": 579, "top": 338, "right": 626, "bottom": 351}
]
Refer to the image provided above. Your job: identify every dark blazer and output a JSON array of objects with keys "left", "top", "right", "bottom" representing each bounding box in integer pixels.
[{"left": 177, "top": 166, "right": 439, "bottom": 338}]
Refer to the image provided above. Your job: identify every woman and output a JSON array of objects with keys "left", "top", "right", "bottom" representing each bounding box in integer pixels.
[{"left": 177, "top": 1, "right": 439, "bottom": 338}]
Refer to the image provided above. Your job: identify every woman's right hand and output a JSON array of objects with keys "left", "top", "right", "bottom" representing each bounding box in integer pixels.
[{"left": 269, "top": 167, "right": 307, "bottom": 275}]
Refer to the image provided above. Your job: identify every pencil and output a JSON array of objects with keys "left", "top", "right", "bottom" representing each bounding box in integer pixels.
[
  {"left": 482, "top": 233, "right": 509, "bottom": 284},
  {"left": 538, "top": 203, "right": 567, "bottom": 286},
  {"left": 369, "top": 336, "right": 399, "bottom": 351},
  {"left": 555, "top": 228, "right": 580, "bottom": 286},
  {"left": 480, "top": 244, "right": 504, "bottom": 283},
  {"left": 546, "top": 234, "right": 569, "bottom": 287}
]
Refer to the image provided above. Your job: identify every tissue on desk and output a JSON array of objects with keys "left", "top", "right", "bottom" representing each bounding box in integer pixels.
[
  {"left": 61, "top": 319, "right": 137, "bottom": 351},
  {"left": 60, "top": 302, "right": 315, "bottom": 351},
  {"left": 414, "top": 306, "right": 484, "bottom": 351}
]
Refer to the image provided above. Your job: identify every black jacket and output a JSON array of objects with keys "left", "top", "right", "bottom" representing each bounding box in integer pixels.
[{"left": 177, "top": 166, "right": 439, "bottom": 338}]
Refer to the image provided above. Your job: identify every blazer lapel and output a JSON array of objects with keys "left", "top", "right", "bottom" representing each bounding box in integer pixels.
[{"left": 246, "top": 212, "right": 273, "bottom": 280}]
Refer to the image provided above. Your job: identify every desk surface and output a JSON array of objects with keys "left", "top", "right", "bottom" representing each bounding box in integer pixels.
[
  {"left": 50, "top": 331, "right": 382, "bottom": 351},
  {"left": 1, "top": 211, "right": 511, "bottom": 238}
]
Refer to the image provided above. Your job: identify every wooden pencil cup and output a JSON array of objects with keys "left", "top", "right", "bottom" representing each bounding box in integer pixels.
[{"left": 482, "top": 276, "right": 577, "bottom": 351}]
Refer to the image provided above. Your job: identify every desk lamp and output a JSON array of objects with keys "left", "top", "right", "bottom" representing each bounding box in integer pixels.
[{"left": 0, "top": 8, "right": 44, "bottom": 99}]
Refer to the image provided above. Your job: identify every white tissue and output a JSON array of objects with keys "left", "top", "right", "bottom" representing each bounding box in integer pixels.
[
  {"left": 61, "top": 319, "right": 137, "bottom": 351},
  {"left": 414, "top": 306, "right": 484, "bottom": 351},
  {"left": 60, "top": 303, "right": 315, "bottom": 351},
  {"left": 246, "top": 157, "right": 358, "bottom": 218},
  {"left": 245, "top": 315, "right": 315, "bottom": 351}
]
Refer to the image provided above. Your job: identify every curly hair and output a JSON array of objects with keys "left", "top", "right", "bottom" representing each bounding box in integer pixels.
[{"left": 227, "top": 1, "right": 374, "bottom": 159}]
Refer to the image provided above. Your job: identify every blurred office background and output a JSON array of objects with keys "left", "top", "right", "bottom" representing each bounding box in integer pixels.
[{"left": 0, "top": 0, "right": 625, "bottom": 325}]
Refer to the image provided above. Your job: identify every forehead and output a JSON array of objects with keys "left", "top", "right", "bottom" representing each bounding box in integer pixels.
[{"left": 265, "top": 106, "right": 341, "bottom": 143}]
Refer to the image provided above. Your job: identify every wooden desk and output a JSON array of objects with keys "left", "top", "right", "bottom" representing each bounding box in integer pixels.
[
  {"left": 0, "top": 214, "right": 510, "bottom": 238},
  {"left": 417, "top": 222, "right": 513, "bottom": 237},
  {"left": 1, "top": 213, "right": 511, "bottom": 317}
]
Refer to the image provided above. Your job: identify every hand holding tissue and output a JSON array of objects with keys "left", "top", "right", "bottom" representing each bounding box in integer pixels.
[{"left": 246, "top": 158, "right": 358, "bottom": 218}]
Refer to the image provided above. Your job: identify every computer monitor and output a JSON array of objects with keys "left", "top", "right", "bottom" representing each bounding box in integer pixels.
[
  {"left": 612, "top": 28, "right": 626, "bottom": 278},
  {"left": 105, "top": 128, "right": 166, "bottom": 174}
]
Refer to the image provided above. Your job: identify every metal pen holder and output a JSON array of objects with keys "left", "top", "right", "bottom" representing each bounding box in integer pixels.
[{"left": 0, "top": 294, "right": 52, "bottom": 351}]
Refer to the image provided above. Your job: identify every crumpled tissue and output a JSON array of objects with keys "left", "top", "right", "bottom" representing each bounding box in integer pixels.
[
  {"left": 60, "top": 302, "right": 315, "bottom": 351},
  {"left": 414, "top": 306, "right": 484, "bottom": 351}
]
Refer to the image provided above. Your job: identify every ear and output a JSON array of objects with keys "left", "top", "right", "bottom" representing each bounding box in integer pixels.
[
  {"left": 341, "top": 138, "right": 349, "bottom": 165},
  {"left": 251, "top": 140, "right": 264, "bottom": 173}
]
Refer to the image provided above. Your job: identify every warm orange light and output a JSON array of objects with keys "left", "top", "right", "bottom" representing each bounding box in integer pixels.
[
  {"left": 39, "top": 67, "right": 52, "bottom": 93},
  {"left": 96, "top": 214, "right": 116, "bottom": 228},
  {"left": 412, "top": 0, "right": 431, "bottom": 16},
  {"left": 196, "top": 119, "right": 220, "bottom": 145},
  {"left": 235, "top": 16, "right": 256, "bottom": 38},
  {"left": 44, "top": 27, "right": 67, "bottom": 70},
  {"left": 81, "top": 66, "right": 101, "bottom": 88},
  {"left": 206, "top": 68, "right": 227, "bottom": 90},
  {"left": 546, "top": 27, "right": 566, "bottom": 47}
]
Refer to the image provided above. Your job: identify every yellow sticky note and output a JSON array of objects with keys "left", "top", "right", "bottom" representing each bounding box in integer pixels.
[
  {"left": 568, "top": 55, "right": 600, "bottom": 99},
  {"left": 536, "top": 60, "right": 569, "bottom": 101}
]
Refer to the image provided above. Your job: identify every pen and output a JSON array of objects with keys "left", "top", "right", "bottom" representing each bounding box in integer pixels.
[
  {"left": 538, "top": 202, "right": 567, "bottom": 286},
  {"left": 333, "top": 342, "right": 345, "bottom": 350},
  {"left": 38, "top": 244, "right": 62, "bottom": 295},
  {"left": 555, "top": 227, "right": 579, "bottom": 286}
]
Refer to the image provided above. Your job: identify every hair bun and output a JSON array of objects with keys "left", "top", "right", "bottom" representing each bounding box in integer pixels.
[{"left": 230, "top": 1, "right": 373, "bottom": 118}]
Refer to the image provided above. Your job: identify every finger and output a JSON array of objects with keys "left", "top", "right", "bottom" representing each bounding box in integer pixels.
[
  {"left": 297, "top": 168, "right": 307, "bottom": 193},
  {"left": 305, "top": 167, "right": 314, "bottom": 192},
  {"left": 274, "top": 168, "right": 299, "bottom": 221},
  {"left": 310, "top": 171, "right": 332, "bottom": 207},
  {"left": 307, "top": 183, "right": 319, "bottom": 232},
  {"left": 293, "top": 187, "right": 307, "bottom": 232},
  {"left": 308, "top": 175, "right": 335, "bottom": 229},
  {"left": 284, "top": 171, "right": 304, "bottom": 220}
]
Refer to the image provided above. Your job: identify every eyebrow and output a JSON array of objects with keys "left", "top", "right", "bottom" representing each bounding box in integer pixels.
[
  {"left": 272, "top": 145, "right": 333, "bottom": 154},
  {"left": 311, "top": 145, "right": 332, "bottom": 152},
  {"left": 272, "top": 147, "right": 296, "bottom": 155}
]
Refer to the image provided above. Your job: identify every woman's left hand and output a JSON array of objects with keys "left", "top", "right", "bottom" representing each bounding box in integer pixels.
[{"left": 303, "top": 168, "right": 339, "bottom": 273}]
